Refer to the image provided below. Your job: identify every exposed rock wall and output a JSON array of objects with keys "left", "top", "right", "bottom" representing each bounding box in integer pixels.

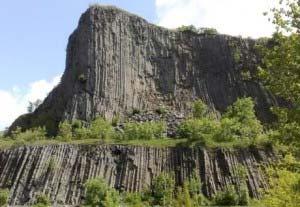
[
  {"left": 0, "top": 144, "right": 275, "bottom": 206},
  {"left": 9, "top": 5, "right": 279, "bottom": 135}
]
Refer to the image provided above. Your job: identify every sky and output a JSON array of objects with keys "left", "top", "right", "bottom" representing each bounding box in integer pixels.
[{"left": 0, "top": 0, "right": 277, "bottom": 130}]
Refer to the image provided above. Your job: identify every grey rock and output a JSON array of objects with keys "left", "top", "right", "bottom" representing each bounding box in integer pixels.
[
  {"left": 0, "top": 144, "right": 276, "bottom": 206},
  {"left": 8, "top": 5, "right": 280, "bottom": 135}
]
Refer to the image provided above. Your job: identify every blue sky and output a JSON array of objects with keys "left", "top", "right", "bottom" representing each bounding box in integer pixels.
[{"left": 0, "top": 0, "right": 276, "bottom": 130}]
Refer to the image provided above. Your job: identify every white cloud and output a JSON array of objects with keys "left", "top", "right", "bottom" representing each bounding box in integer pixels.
[
  {"left": 0, "top": 75, "right": 61, "bottom": 130},
  {"left": 155, "top": 0, "right": 277, "bottom": 38}
]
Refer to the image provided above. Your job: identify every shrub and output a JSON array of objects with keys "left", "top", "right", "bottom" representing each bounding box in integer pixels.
[
  {"left": 123, "top": 192, "right": 144, "bottom": 207},
  {"left": 33, "top": 194, "right": 51, "bottom": 207},
  {"left": 73, "top": 126, "right": 90, "bottom": 140},
  {"left": 222, "top": 98, "right": 263, "bottom": 140},
  {"left": 84, "top": 178, "right": 120, "bottom": 207},
  {"left": 111, "top": 114, "right": 120, "bottom": 127},
  {"left": 56, "top": 121, "right": 72, "bottom": 141},
  {"left": 186, "top": 172, "right": 202, "bottom": 196},
  {"left": 123, "top": 121, "right": 166, "bottom": 140},
  {"left": 89, "top": 117, "right": 115, "bottom": 140},
  {"left": 0, "top": 189, "right": 9, "bottom": 207},
  {"left": 152, "top": 172, "right": 175, "bottom": 206},
  {"left": 177, "top": 25, "right": 198, "bottom": 33},
  {"left": 198, "top": 27, "right": 218, "bottom": 35},
  {"left": 213, "top": 185, "right": 239, "bottom": 206},
  {"left": 12, "top": 127, "right": 46, "bottom": 142},
  {"left": 214, "top": 117, "right": 240, "bottom": 142},
  {"left": 177, "top": 118, "right": 219, "bottom": 145},
  {"left": 192, "top": 100, "right": 209, "bottom": 119}
]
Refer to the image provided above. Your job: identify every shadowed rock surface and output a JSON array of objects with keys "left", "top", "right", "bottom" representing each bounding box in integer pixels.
[
  {"left": 9, "top": 5, "right": 279, "bottom": 135},
  {"left": 0, "top": 144, "right": 275, "bottom": 206}
]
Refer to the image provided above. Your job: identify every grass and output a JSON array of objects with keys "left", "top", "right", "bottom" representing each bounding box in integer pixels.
[{"left": 0, "top": 138, "right": 188, "bottom": 150}]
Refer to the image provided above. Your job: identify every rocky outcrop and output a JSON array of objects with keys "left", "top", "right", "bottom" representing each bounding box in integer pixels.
[
  {"left": 9, "top": 5, "right": 279, "bottom": 135},
  {"left": 0, "top": 144, "right": 275, "bottom": 206}
]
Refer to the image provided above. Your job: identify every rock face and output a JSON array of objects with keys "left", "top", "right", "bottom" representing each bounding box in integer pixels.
[
  {"left": 9, "top": 5, "right": 279, "bottom": 135},
  {"left": 0, "top": 144, "right": 275, "bottom": 206}
]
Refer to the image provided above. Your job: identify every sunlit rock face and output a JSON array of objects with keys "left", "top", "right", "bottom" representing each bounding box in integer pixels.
[
  {"left": 9, "top": 5, "right": 277, "bottom": 134},
  {"left": 0, "top": 144, "right": 275, "bottom": 205}
]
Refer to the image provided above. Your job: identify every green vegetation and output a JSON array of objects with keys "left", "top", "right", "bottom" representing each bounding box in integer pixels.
[
  {"left": 84, "top": 178, "right": 120, "bottom": 207},
  {"left": 1, "top": 97, "right": 269, "bottom": 151},
  {"left": 0, "top": 189, "right": 9, "bottom": 207},
  {"left": 178, "top": 97, "right": 265, "bottom": 148},
  {"left": 177, "top": 25, "right": 218, "bottom": 35},
  {"left": 78, "top": 73, "right": 87, "bottom": 83},
  {"left": 83, "top": 172, "right": 209, "bottom": 207},
  {"left": 33, "top": 194, "right": 51, "bottom": 207},
  {"left": 123, "top": 121, "right": 166, "bottom": 140}
]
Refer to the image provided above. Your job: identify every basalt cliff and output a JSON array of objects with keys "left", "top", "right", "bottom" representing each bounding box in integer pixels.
[
  {"left": 9, "top": 5, "right": 278, "bottom": 135},
  {"left": 0, "top": 145, "right": 275, "bottom": 206},
  {"left": 3, "top": 5, "right": 281, "bottom": 206}
]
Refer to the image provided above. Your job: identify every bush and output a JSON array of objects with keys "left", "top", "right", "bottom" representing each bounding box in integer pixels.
[
  {"left": 84, "top": 178, "right": 120, "bottom": 207},
  {"left": 123, "top": 121, "right": 166, "bottom": 140},
  {"left": 56, "top": 121, "right": 72, "bottom": 141},
  {"left": 222, "top": 98, "right": 263, "bottom": 140},
  {"left": 152, "top": 172, "right": 175, "bottom": 206},
  {"left": 73, "top": 126, "right": 90, "bottom": 140},
  {"left": 12, "top": 127, "right": 46, "bottom": 142},
  {"left": 111, "top": 114, "right": 120, "bottom": 127},
  {"left": 177, "top": 118, "right": 219, "bottom": 145},
  {"left": 198, "top": 27, "right": 218, "bottom": 35},
  {"left": 33, "top": 194, "right": 51, "bottom": 207},
  {"left": 257, "top": 154, "right": 300, "bottom": 207},
  {"left": 177, "top": 25, "right": 198, "bottom": 33},
  {"left": 213, "top": 185, "right": 239, "bottom": 206},
  {"left": 89, "top": 117, "right": 115, "bottom": 140},
  {"left": 192, "top": 100, "right": 209, "bottom": 119},
  {"left": 123, "top": 192, "right": 144, "bottom": 207},
  {"left": 0, "top": 189, "right": 9, "bottom": 207}
]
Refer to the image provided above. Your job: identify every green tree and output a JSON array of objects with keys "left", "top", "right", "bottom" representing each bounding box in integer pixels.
[
  {"left": 124, "top": 121, "right": 166, "bottom": 140},
  {"left": 192, "top": 100, "right": 210, "bottom": 119},
  {"left": 177, "top": 118, "right": 219, "bottom": 145},
  {"left": 152, "top": 172, "right": 175, "bottom": 206},
  {"left": 220, "top": 98, "right": 263, "bottom": 141},
  {"left": 258, "top": 154, "right": 300, "bottom": 207},
  {"left": 89, "top": 117, "right": 115, "bottom": 140},
  {"left": 213, "top": 185, "right": 239, "bottom": 206},
  {"left": 57, "top": 121, "right": 72, "bottom": 141},
  {"left": 259, "top": 0, "right": 300, "bottom": 147},
  {"left": 84, "top": 178, "right": 120, "bottom": 207}
]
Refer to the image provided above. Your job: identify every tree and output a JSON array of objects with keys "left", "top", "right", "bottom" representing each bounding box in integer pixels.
[
  {"left": 259, "top": 0, "right": 300, "bottom": 147},
  {"left": 151, "top": 172, "right": 175, "bottom": 206},
  {"left": 57, "top": 121, "right": 72, "bottom": 141},
  {"left": 258, "top": 154, "right": 300, "bottom": 207},
  {"left": 27, "top": 99, "right": 42, "bottom": 113},
  {"left": 220, "top": 98, "right": 263, "bottom": 141},
  {"left": 84, "top": 178, "right": 120, "bottom": 207}
]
